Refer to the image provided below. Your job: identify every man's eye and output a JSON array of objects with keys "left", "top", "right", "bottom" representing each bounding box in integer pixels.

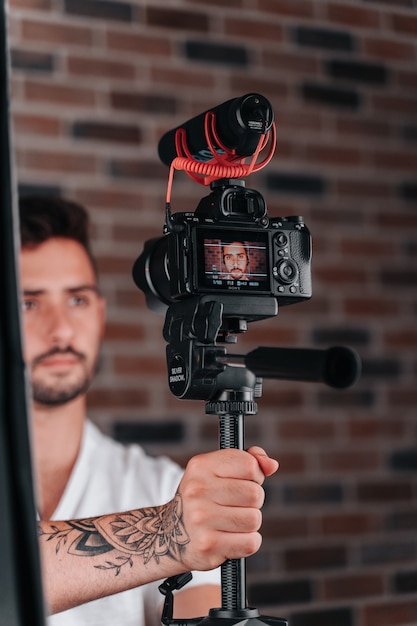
[
  {"left": 22, "top": 299, "right": 37, "bottom": 312},
  {"left": 69, "top": 295, "right": 89, "bottom": 307}
]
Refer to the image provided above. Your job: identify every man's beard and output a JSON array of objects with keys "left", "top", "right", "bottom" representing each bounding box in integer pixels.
[
  {"left": 30, "top": 347, "right": 97, "bottom": 407},
  {"left": 31, "top": 375, "right": 92, "bottom": 406}
]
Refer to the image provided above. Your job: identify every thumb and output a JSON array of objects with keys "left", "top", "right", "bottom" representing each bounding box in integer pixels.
[{"left": 247, "top": 446, "right": 279, "bottom": 477}]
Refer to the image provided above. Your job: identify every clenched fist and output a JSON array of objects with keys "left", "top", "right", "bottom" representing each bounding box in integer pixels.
[{"left": 176, "top": 446, "right": 279, "bottom": 571}]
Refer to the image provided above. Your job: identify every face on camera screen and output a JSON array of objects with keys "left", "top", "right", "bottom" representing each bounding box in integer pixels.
[{"left": 196, "top": 227, "right": 270, "bottom": 293}]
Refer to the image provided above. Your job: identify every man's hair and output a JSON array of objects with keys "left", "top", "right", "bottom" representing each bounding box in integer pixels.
[{"left": 18, "top": 195, "right": 97, "bottom": 274}]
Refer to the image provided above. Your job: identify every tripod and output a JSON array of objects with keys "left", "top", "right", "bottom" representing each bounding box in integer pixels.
[
  {"left": 203, "top": 365, "right": 288, "bottom": 626},
  {"left": 160, "top": 364, "right": 288, "bottom": 626},
  {"left": 158, "top": 296, "right": 361, "bottom": 626}
]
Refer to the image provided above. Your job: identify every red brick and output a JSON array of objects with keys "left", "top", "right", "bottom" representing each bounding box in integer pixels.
[
  {"left": 388, "top": 388, "right": 417, "bottom": 408},
  {"left": 273, "top": 107, "right": 323, "bottom": 131},
  {"left": 390, "top": 12, "right": 417, "bottom": 37},
  {"left": 9, "top": 0, "right": 51, "bottom": 8},
  {"left": 67, "top": 56, "right": 135, "bottom": 80},
  {"left": 396, "top": 69, "right": 417, "bottom": 90},
  {"left": 362, "top": 600, "right": 417, "bottom": 626},
  {"left": 87, "top": 388, "right": 149, "bottom": 409},
  {"left": 185, "top": 0, "right": 243, "bottom": 7},
  {"left": 378, "top": 212, "right": 417, "bottom": 229},
  {"left": 314, "top": 265, "right": 368, "bottom": 286},
  {"left": 320, "top": 512, "right": 381, "bottom": 536},
  {"left": 75, "top": 188, "right": 146, "bottom": 211},
  {"left": 241, "top": 323, "right": 300, "bottom": 346},
  {"left": 12, "top": 112, "right": 61, "bottom": 137},
  {"left": 284, "top": 545, "right": 346, "bottom": 571},
  {"left": 225, "top": 17, "right": 284, "bottom": 42},
  {"left": 372, "top": 93, "right": 417, "bottom": 115},
  {"left": 104, "top": 323, "right": 146, "bottom": 342},
  {"left": 305, "top": 143, "right": 362, "bottom": 167},
  {"left": 276, "top": 452, "right": 307, "bottom": 475},
  {"left": 340, "top": 238, "right": 392, "bottom": 257},
  {"left": 262, "top": 515, "right": 308, "bottom": 539},
  {"left": 147, "top": 8, "right": 208, "bottom": 31},
  {"left": 322, "top": 572, "right": 384, "bottom": 600},
  {"left": 17, "top": 149, "right": 97, "bottom": 174},
  {"left": 259, "top": 388, "right": 305, "bottom": 409},
  {"left": 357, "top": 481, "right": 413, "bottom": 503},
  {"left": 384, "top": 330, "right": 417, "bottom": 350},
  {"left": 24, "top": 80, "right": 96, "bottom": 107},
  {"left": 319, "top": 450, "right": 380, "bottom": 473},
  {"left": 114, "top": 289, "right": 145, "bottom": 309},
  {"left": 112, "top": 224, "right": 162, "bottom": 243},
  {"left": 151, "top": 67, "right": 215, "bottom": 89},
  {"left": 327, "top": 3, "right": 381, "bottom": 28},
  {"left": 336, "top": 180, "right": 393, "bottom": 200},
  {"left": 106, "top": 31, "right": 171, "bottom": 56},
  {"left": 278, "top": 419, "right": 335, "bottom": 441},
  {"left": 258, "top": 0, "right": 314, "bottom": 18},
  {"left": 336, "top": 115, "right": 391, "bottom": 138},
  {"left": 344, "top": 298, "right": 400, "bottom": 317},
  {"left": 22, "top": 18, "right": 93, "bottom": 46},
  {"left": 230, "top": 75, "right": 288, "bottom": 99},
  {"left": 96, "top": 255, "right": 138, "bottom": 275},
  {"left": 364, "top": 36, "right": 416, "bottom": 62},
  {"left": 114, "top": 355, "right": 166, "bottom": 376},
  {"left": 348, "top": 417, "right": 406, "bottom": 440}
]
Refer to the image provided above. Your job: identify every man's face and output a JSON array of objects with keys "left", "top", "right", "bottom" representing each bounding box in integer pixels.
[
  {"left": 223, "top": 242, "right": 248, "bottom": 280},
  {"left": 20, "top": 237, "right": 105, "bottom": 407}
]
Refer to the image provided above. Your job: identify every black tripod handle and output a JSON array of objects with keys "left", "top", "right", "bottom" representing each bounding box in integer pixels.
[{"left": 244, "top": 345, "right": 361, "bottom": 389}]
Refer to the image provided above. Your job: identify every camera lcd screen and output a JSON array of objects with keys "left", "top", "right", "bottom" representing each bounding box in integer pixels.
[{"left": 195, "top": 226, "right": 271, "bottom": 294}]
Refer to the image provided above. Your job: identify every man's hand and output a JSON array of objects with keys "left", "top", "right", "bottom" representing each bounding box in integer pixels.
[{"left": 177, "top": 446, "right": 279, "bottom": 572}]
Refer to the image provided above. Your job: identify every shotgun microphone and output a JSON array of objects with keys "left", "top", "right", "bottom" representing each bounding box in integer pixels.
[{"left": 157, "top": 93, "right": 274, "bottom": 166}]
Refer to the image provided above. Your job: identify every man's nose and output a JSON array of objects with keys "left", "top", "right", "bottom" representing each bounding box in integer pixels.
[{"left": 46, "top": 305, "right": 75, "bottom": 345}]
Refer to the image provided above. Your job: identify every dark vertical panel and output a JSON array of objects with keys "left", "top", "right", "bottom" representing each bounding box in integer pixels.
[{"left": 0, "top": 3, "right": 46, "bottom": 625}]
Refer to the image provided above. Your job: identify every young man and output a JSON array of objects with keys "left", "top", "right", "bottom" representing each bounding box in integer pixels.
[
  {"left": 19, "top": 196, "right": 279, "bottom": 626},
  {"left": 222, "top": 241, "right": 250, "bottom": 281}
]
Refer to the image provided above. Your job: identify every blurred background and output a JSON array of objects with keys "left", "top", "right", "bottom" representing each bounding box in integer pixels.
[{"left": 6, "top": 0, "right": 417, "bottom": 624}]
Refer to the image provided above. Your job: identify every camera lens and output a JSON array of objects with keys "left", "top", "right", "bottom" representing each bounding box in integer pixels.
[
  {"left": 132, "top": 236, "right": 172, "bottom": 314},
  {"left": 273, "top": 259, "right": 299, "bottom": 285}
]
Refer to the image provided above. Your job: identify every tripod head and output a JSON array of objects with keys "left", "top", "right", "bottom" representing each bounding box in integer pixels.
[{"left": 162, "top": 295, "right": 361, "bottom": 403}]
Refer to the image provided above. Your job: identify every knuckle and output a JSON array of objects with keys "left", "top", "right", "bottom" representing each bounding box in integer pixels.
[
  {"left": 241, "top": 533, "right": 262, "bottom": 558},
  {"left": 247, "top": 508, "right": 263, "bottom": 531},
  {"left": 186, "top": 454, "right": 204, "bottom": 474},
  {"left": 247, "top": 482, "right": 264, "bottom": 507},
  {"left": 247, "top": 454, "right": 259, "bottom": 476},
  {"left": 181, "top": 476, "right": 205, "bottom": 501}
]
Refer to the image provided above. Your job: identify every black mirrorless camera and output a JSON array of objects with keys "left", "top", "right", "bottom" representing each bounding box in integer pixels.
[
  {"left": 133, "top": 94, "right": 312, "bottom": 325},
  {"left": 134, "top": 179, "right": 312, "bottom": 317}
]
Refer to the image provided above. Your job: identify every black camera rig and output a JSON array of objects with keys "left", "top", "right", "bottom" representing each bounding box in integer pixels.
[{"left": 133, "top": 93, "right": 361, "bottom": 626}]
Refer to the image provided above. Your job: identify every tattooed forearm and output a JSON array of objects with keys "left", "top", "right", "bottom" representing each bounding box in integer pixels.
[{"left": 38, "top": 494, "right": 190, "bottom": 575}]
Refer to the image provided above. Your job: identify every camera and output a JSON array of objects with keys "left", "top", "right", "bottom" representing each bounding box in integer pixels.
[
  {"left": 133, "top": 178, "right": 312, "bottom": 319},
  {"left": 133, "top": 93, "right": 312, "bottom": 326}
]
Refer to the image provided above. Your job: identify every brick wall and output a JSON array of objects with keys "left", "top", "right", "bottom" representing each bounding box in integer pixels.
[{"left": 6, "top": 0, "right": 417, "bottom": 624}]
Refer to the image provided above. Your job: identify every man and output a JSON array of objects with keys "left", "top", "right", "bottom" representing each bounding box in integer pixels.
[
  {"left": 222, "top": 241, "right": 250, "bottom": 281},
  {"left": 19, "top": 196, "right": 279, "bottom": 625}
]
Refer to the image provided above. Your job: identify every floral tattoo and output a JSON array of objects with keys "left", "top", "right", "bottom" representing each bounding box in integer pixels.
[{"left": 38, "top": 494, "right": 190, "bottom": 575}]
